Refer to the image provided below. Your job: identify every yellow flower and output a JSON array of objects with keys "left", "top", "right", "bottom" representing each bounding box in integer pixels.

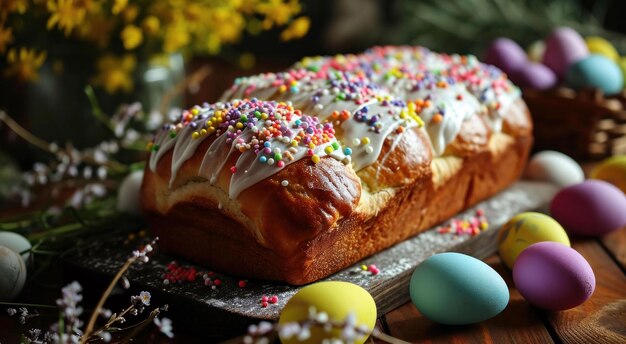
[
  {"left": 142, "top": 16, "right": 160, "bottom": 36},
  {"left": 4, "top": 48, "right": 47, "bottom": 82},
  {"left": 121, "top": 25, "right": 143, "bottom": 50},
  {"left": 163, "top": 23, "right": 190, "bottom": 53},
  {"left": 211, "top": 8, "right": 245, "bottom": 43},
  {"left": 123, "top": 5, "right": 139, "bottom": 23},
  {"left": 280, "top": 16, "right": 310, "bottom": 41},
  {"left": 112, "top": 0, "right": 127, "bottom": 14},
  {"left": 257, "top": 0, "right": 301, "bottom": 29},
  {"left": 0, "top": 26, "right": 14, "bottom": 53},
  {"left": 0, "top": 0, "right": 28, "bottom": 14},
  {"left": 47, "top": 0, "right": 87, "bottom": 36},
  {"left": 78, "top": 14, "right": 114, "bottom": 46},
  {"left": 92, "top": 54, "right": 136, "bottom": 94},
  {"left": 205, "top": 34, "right": 221, "bottom": 55}
]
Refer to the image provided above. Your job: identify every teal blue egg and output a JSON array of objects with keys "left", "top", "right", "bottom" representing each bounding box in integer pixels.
[
  {"left": 409, "top": 252, "right": 509, "bottom": 325},
  {"left": 566, "top": 54, "right": 623, "bottom": 95}
]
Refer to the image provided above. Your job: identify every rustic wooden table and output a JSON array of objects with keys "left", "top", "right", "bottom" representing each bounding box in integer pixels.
[{"left": 167, "top": 226, "right": 624, "bottom": 343}]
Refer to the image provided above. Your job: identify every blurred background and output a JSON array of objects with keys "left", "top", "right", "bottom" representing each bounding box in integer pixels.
[{"left": 2, "top": 0, "right": 626, "bottom": 171}]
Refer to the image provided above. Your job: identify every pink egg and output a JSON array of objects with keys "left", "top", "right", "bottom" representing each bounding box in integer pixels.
[
  {"left": 510, "top": 62, "right": 557, "bottom": 90},
  {"left": 484, "top": 38, "right": 528, "bottom": 75},
  {"left": 542, "top": 27, "right": 589, "bottom": 79},
  {"left": 513, "top": 242, "right": 595, "bottom": 310},
  {"left": 550, "top": 180, "right": 626, "bottom": 236}
]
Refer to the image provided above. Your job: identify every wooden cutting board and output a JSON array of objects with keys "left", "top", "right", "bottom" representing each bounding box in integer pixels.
[{"left": 64, "top": 181, "right": 558, "bottom": 340}]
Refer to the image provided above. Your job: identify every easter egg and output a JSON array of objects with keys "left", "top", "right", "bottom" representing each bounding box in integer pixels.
[
  {"left": 618, "top": 57, "right": 626, "bottom": 86},
  {"left": 566, "top": 54, "right": 623, "bottom": 95},
  {"left": 0, "top": 245, "right": 27, "bottom": 301},
  {"left": 278, "top": 281, "right": 376, "bottom": 344},
  {"left": 527, "top": 40, "right": 546, "bottom": 63},
  {"left": 409, "top": 252, "right": 509, "bottom": 325},
  {"left": 498, "top": 212, "right": 570, "bottom": 269},
  {"left": 510, "top": 62, "right": 557, "bottom": 90},
  {"left": 585, "top": 36, "right": 619, "bottom": 61},
  {"left": 524, "top": 150, "right": 584, "bottom": 187},
  {"left": 550, "top": 180, "right": 626, "bottom": 236},
  {"left": 484, "top": 38, "right": 528, "bottom": 75},
  {"left": 117, "top": 170, "right": 144, "bottom": 215},
  {"left": 0, "top": 231, "right": 31, "bottom": 262},
  {"left": 513, "top": 242, "right": 595, "bottom": 310},
  {"left": 590, "top": 155, "right": 626, "bottom": 193},
  {"left": 543, "top": 27, "right": 588, "bottom": 79}
]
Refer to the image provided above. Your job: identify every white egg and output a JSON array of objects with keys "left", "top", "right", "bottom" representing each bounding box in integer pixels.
[
  {"left": 117, "top": 170, "right": 144, "bottom": 215},
  {"left": 0, "top": 231, "right": 31, "bottom": 262},
  {"left": 0, "top": 245, "right": 27, "bottom": 301},
  {"left": 525, "top": 151, "right": 584, "bottom": 187}
]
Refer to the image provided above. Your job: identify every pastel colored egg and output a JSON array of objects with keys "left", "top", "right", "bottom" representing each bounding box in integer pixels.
[
  {"left": 279, "top": 281, "right": 376, "bottom": 344},
  {"left": 510, "top": 62, "right": 557, "bottom": 90},
  {"left": 524, "top": 150, "right": 584, "bottom": 187},
  {"left": 410, "top": 252, "right": 509, "bottom": 325},
  {"left": 590, "top": 155, "right": 626, "bottom": 193},
  {"left": 566, "top": 54, "right": 623, "bottom": 95},
  {"left": 618, "top": 57, "right": 626, "bottom": 86},
  {"left": 0, "top": 245, "right": 27, "bottom": 301},
  {"left": 117, "top": 170, "right": 144, "bottom": 215},
  {"left": 484, "top": 38, "right": 528, "bottom": 75},
  {"left": 513, "top": 242, "right": 595, "bottom": 310},
  {"left": 498, "top": 212, "right": 570, "bottom": 269},
  {"left": 543, "top": 27, "right": 589, "bottom": 79},
  {"left": 585, "top": 36, "right": 619, "bottom": 61},
  {"left": 0, "top": 231, "right": 31, "bottom": 262},
  {"left": 527, "top": 40, "right": 546, "bottom": 63},
  {"left": 550, "top": 180, "right": 626, "bottom": 236}
]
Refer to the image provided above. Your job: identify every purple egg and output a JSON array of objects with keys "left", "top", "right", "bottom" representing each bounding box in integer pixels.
[
  {"left": 510, "top": 62, "right": 557, "bottom": 90},
  {"left": 513, "top": 242, "right": 595, "bottom": 310},
  {"left": 550, "top": 180, "right": 626, "bottom": 236},
  {"left": 542, "top": 27, "right": 589, "bottom": 79},
  {"left": 484, "top": 38, "right": 528, "bottom": 75}
]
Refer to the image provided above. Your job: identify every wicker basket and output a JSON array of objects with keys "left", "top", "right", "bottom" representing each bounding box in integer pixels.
[{"left": 523, "top": 88, "right": 626, "bottom": 160}]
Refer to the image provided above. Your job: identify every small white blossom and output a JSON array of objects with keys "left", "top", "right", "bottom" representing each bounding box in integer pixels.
[
  {"left": 153, "top": 317, "right": 174, "bottom": 338},
  {"left": 139, "top": 291, "right": 151, "bottom": 306}
]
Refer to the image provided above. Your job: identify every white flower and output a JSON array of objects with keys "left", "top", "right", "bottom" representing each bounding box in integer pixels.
[
  {"left": 278, "top": 322, "right": 301, "bottom": 339},
  {"left": 7, "top": 308, "right": 17, "bottom": 316},
  {"left": 154, "top": 317, "right": 174, "bottom": 338},
  {"left": 297, "top": 327, "right": 311, "bottom": 341},
  {"left": 139, "top": 291, "right": 151, "bottom": 306},
  {"left": 99, "top": 331, "right": 112, "bottom": 342}
]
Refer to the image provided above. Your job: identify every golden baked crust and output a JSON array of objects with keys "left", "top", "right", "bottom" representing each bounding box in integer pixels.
[{"left": 141, "top": 46, "right": 533, "bottom": 285}]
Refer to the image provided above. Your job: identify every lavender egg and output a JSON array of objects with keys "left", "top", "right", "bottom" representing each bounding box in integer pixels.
[
  {"left": 550, "top": 180, "right": 626, "bottom": 236},
  {"left": 513, "top": 242, "right": 595, "bottom": 310},
  {"left": 511, "top": 62, "right": 557, "bottom": 90},
  {"left": 484, "top": 38, "right": 528, "bottom": 75},
  {"left": 543, "top": 27, "right": 588, "bottom": 79}
]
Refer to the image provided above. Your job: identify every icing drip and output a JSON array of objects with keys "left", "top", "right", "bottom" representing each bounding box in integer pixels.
[{"left": 148, "top": 99, "right": 347, "bottom": 199}]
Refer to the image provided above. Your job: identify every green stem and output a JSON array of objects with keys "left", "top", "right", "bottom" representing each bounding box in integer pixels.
[
  {"left": 84, "top": 86, "right": 114, "bottom": 133},
  {"left": 27, "top": 222, "right": 84, "bottom": 242},
  {"left": 0, "top": 301, "right": 58, "bottom": 310}
]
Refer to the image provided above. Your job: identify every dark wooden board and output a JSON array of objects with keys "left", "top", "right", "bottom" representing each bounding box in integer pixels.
[
  {"left": 63, "top": 181, "right": 557, "bottom": 340},
  {"left": 384, "top": 255, "right": 556, "bottom": 344}
]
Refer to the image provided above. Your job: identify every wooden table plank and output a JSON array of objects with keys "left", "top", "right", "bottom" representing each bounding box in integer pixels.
[
  {"left": 601, "top": 227, "right": 626, "bottom": 271},
  {"left": 384, "top": 255, "right": 555, "bottom": 344},
  {"left": 544, "top": 239, "right": 626, "bottom": 344}
]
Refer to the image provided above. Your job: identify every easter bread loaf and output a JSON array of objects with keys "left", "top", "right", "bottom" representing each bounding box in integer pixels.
[{"left": 140, "top": 46, "right": 533, "bottom": 285}]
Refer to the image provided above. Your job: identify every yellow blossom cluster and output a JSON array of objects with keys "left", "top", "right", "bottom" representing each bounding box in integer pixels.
[{"left": 0, "top": 0, "right": 310, "bottom": 92}]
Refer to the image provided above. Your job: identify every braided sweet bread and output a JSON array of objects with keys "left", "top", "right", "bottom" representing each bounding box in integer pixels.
[{"left": 140, "top": 46, "right": 532, "bottom": 284}]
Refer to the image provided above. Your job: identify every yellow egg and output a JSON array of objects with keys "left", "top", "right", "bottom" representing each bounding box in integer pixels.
[
  {"left": 278, "top": 281, "right": 376, "bottom": 344},
  {"left": 498, "top": 212, "right": 570, "bottom": 269},
  {"left": 585, "top": 36, "right": 619, "bottom": 61},
  {"left": 591, "top": 155, "right": 626, "bottom": 193},
  {"left": 527, "top": 40, "right": 546, "bottom": 63}
]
